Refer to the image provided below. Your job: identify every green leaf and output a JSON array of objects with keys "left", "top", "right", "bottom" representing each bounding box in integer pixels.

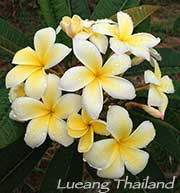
[
  {"left": 91, "top": 0, "right": 140, "bottom": 20},
  {"left": 173, "top": 16, "right": 180, "bottom": 35},
  {"left": 165, "top": 81, "right": 180, "bottom": 130},
  {"left": 169, "top": 80, "right": 180, "bottom": 101},
  {"left": 164, "top": 109, "right": 180, "bottom": 131},
  {"left": 137, "top": 157, "right": 172, "bottom": 193},
  {"left": 130, "top": 111, "right": 180, "bottom": 162},
  {"left": 0, "top": 88, "right": 25, "bottom": 148},
  {"left": 39, "top": 0, "right": 71, "bottom": 46},
  {"left": 125, "top": 48, "right": 180, "bottom": 76},
  {"left": 52, "top": 0, "right": 72, "bottom": 22},
  {"left": 0, "top": 71, "right": 6, "bottom": 87},
  {"left": 40, "top": 143, "right": 83, "bottom": 193},
  {"left": 135, "top": 17, "right": 151, "bottom": 32},
  {"left": 70, "top": 0, "right": 90, "bottom": 19},
  {"left": 123, "top": 5, "right": 159, "bottom": 27},
  {"left": 39, "top": 0, "right": 71, "bottom": 28},
  {"left": 0, "top": 18, "right": 31, "bottom": 57},
  {"left": 0, "top": 138, "right": 50, "bottom": 193},
  {"left": 0, "top": 48, "right": 12, "bottom": 62},
  {"left": 38, "top": 0, "right": 57, "bottom": 27}
]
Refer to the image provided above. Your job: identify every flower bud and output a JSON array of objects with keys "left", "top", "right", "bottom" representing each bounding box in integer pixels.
[
  {"left": 142, "top": 105, "right": 164, "bottom": 120},
  {"left": 60, "top": 15, "right": 83, "bottom": 38},
  {"left": 150, "top": 48, "right": 162, "bottom": 61},
  {"left": 125, "top": 102, "right": 164, "bottom": 120},
  {"left": 132, "top": 57, "right": 145, "bottom": 66}
]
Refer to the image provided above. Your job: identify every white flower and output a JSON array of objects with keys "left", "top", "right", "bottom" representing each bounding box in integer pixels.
[
  {"left": 60, "top": 40, "right": 135, "bottom": 119},
  {"left": 84, "top": 105, "right": 156, "bottom": 179},
  {"left": 11, "top": 74, "right": 82, "bottom": 148},
  {"left": 145, "top": 61, "right": 175, "bottom": 115},
  {"left": 59, "top": 15, "right": 109, "bottom": 54},
  {"left": 92, "top": 11, "right": 160, "bottom": 61},
  {"left": 6, "top": 27, "right": 71, "bottom": 99}
]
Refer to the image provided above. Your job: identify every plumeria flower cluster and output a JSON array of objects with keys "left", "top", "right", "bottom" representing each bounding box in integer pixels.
[{"left": 6, "top": 11, "right": 175, "bottom": 179}]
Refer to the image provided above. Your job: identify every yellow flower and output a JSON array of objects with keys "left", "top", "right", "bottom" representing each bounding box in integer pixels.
[
  {"left": 84, "top": 105, "right": 156, "bottom": 179},
  {"left": 67, "top": 109, "right": 109, "bottom": 153},
  {"left": 59, "top": 15, "right": 109, "bottom": 54},
  {"left": 11, "top": 74, "right": 82, "bottom": 148},
  {"left": 60, "top": 40, "right": 135, "bottom": 118},
  {"left": 92, "top": 11, "right": 160, "bottom": 61},
  {"left": 144, "top": 61, "right": 174, "bottom": 115},
  {"left": 6, "top": 27, "right": 71, "bottom": 99},
  {"left": 9, "top": 83, "right": 26, "bottom": 103}
]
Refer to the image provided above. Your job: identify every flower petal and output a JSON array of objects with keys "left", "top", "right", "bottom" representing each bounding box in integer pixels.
[
  {"left": 6, "top": 65, "right": 40, "bottom": 88},
  {"left": 89, "top": 34, "right": 108, "bottom": 54},
  {"left": 101, "top": 76, "right": 136, "bottom": 100},
  {"left": 144, "top": 70, "right": 160, "bottom": 85},
  {"left": 92, "top": 23, "right": 117, "bottom": 36},
  {"left": 82, "top": 80, "right": 103, "bottom": 119},
  {"left": 129, "top": 46, "right": 150, "bottom": 61},
  {"left": 78, "top": 128, "right": 94, "bottom": 153},
  {"left": 24, "top": 115, "right": 49, "bottom": 148},
  {"left": 160, "top": 76, "right": 175, "bottom": 94},
  {"left": 83, "top": 139, "right": 119, "bottom": 169},
  {"left": 117, "top": 11, "right": 133, "bottom": 39},
  {"left": 9, "top": 110, "right": 24, "bottom": 122},
  {"left": 120, "top": 147, "right": 149, "bottom": 175},
  {"left": 102, "top": 53, "right": 131, "bottom": 76},
  {"left": 67, "top": 113, "right": 87, "bottom": 130},
  {"left": 54, "top": 94, "right": 82, "bottom": 119},
  {"left": 124, "top": 121, "right": 156, "bottom": 148},
  {"left": 59, "top": 66, "right": 94, "bottom": 92},
  {"left": 107, "top": 105, "right": 133, "bottom": 141},
  {"left": 159, "top": 93, "right": 168, "bottom": 115},
  {"left": 34, "top": 27, "right": 56, "bottom": 60},
  {"left": 25, "top": 69, "right": 47, "bottom": 99},
  {"left": 42, "top": 74, "right": 61, "bottom": 109},
  {"left": 12, "top": 47, "right": 41, "bottom": 66},
  {"left": 154, "top": 61, "right": 161, "bottom": 78},
  {"left": 44, "top": 43, "right": 71, "bottom": 69},
  {"left": 68, "top": 127, "right": 88, "bottom": 138},
  {"left": 82, "top": 109, "right": 92, "bottom": 124},
  {"left": 148, "top": 85, "right": 163, "bottom": 107},
  {"left": 48, "top": 116, "right": 74, "bottom": 146},
  {"left": 12, "top": 97, "right": 48, "bottom": 121},
  {"left": 90, "top": 120, "right": 109, "bottom": 136},
  {"left": 127, "top": 33, "right": 160, "bottom": 48},
  {"left": 9, "top": 83, "right": 26, "bottom": 103},
  {"left": 74, "top": 32, "right": 91, "bottom": 40},
  {"left": 110, "top": 38, "right": 129, "bottom": 54},
  {"left": 97, "top": 154, "right": 125, "bottom": 179},
  {"left": 73, "top": 40, "right": 102, "bottom": 73}
]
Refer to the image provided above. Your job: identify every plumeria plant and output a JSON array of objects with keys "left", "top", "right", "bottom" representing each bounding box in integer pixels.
[{"left": 0, "top": 1, "right": 179, "bottom": 193}]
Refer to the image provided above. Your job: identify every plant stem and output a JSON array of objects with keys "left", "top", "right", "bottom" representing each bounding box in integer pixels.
[{"left": 135, "top": 84, "right": 149, "bottom": 91}]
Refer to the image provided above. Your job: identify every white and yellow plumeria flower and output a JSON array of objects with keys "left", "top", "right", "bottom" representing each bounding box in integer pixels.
[
  {"left": 84, "top": 105, "right": 156, "bottom": 179},
  {"left": 6, "top": 27, "right": 71, "bottom": 99},
  {"left": 59, "top": 15, "right": 109, "bottom": 54},
  {"left": 67, "top": 109, "right": 109, "bottom": 153},
  {"left": 60, "top": 40, "right": 135, "bottom": 119},
  {"left": 10, "top": 74, "right": 82, "bottom": 148},
  {"left": 92, "top": 11, "right": 160, "bottom": 61},
  {"left": 145, "top": 62, "right": 174, "bottom": 115}
]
